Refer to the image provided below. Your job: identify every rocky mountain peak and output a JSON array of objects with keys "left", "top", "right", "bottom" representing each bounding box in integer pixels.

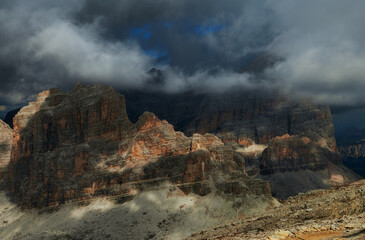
[
  {"left": 7, "top": 84, "right": 272, "bottom": 208},
  {"left": 135, "top": 111, "right": 165, "bottom": 131}
]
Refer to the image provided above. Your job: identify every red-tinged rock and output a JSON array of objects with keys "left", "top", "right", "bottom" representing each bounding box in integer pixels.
[
  {"left": 260, "top": 134, "right": 329, "bottom": 174},
  {"left": 9, "top": 84, "right": 133, "bottom": 207},
  {"left": 191, "top": 133, "right": 224, "bottom": 151},
  {"left": 8, "top": 84, "right": 271, "bottom": 208},
  {"left": 124, "top": 112, "right": 191, "bottom": 162}
]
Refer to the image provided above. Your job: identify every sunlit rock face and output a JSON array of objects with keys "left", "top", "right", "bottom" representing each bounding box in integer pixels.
[
  {"left": 0, "top": 120, "right": 13, "bottom": 184},
  {"left": 8, "top": 85, "right": 271, "bottom": 208}
]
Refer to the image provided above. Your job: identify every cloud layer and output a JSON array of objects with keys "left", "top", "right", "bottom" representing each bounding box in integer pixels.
[
  {"left": 266, "top": 0, "right": 365, "bottom": 105},
  {"left": 1, "top": 0, "right": 365, "bottom": 107}
]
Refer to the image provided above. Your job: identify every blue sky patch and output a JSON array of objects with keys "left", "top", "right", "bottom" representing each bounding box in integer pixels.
[
  {"left": 129, "top": 25, "right": 151, "bottom": 40},
  {"left": 163, "top": 22, "right": 172, "bottom": 28},
  {"left": 194, "top": 25, "right": 224, "bottom": 35},
  {"left": 144, "top": 49, "right": 167, "bottom": 58},
  {"left": 144, "top": 49, "right": 171, "bottom": 65}
]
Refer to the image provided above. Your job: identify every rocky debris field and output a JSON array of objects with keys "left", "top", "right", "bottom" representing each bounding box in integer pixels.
[
  {"left": 1, "top": 180, "right": 362, "bottom": 240},
  {"left": 0, "top": 183, "right": 277, "bottom": 240},
  {"left": 188, "top": 180, "right": 365, "bottom": 240}
]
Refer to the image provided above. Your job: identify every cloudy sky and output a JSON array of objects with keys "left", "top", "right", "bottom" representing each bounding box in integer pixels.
[{"left": 1, "top": 0, "right": 365, "bottom": 129}]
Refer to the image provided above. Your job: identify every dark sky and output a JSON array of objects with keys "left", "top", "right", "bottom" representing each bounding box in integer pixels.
[
  {"left": 332, "top": 106, "right": 365, "bottom": 133},
  {"left": 1, "top": 0, "right": 365, "bottom": 130}
]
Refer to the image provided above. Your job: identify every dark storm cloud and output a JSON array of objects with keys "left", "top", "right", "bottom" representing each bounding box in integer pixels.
[
  {"left": 265, "top": 0, "right": 365, "bottom": 105},
  {"left": 0, "top": 0, "right": 153, "bottom": 105},
  {"left": 75, "top": 0, "right": 276, "bottom": 70},
  {"left": 1, "top": 0, "right": 365, "bottom": 108}
]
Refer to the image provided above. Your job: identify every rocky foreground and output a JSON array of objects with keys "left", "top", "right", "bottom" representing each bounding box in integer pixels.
[
  {"left": 0, "top": 183, "right": 277, "bottom": 240},
  {"left": 0, "top": 180, "right": 363, "bottom": 239},
  {"left": 188, "top": 180, "right": 365, "bottom": 240}
]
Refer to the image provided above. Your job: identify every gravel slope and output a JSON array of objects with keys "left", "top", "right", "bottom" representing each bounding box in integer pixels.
[{"left": 0, "top": 183, "right": 277, "bottom": 240}]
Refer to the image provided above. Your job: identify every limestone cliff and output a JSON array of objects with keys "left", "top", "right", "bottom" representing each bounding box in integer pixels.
[
  {"left": 7, "top": 84, "right": 359, "bottom": 207},
  {"left": 122, "top": 90, "right": 358, "bottom": 198},
  {"left": 8, "top": 85, "right": 271, "bottom": 208},
  {"left": 183, "top": 94, "right": 336, "bottom": 150},
  {"left": 260, "top": 134, "right": 330, "bottom": 174},
  {"left": 122, "top": 90, "right": 336, "bottom": 150},
  {"left": 259, "top": 134, "right": 359, "bottom": 198}
]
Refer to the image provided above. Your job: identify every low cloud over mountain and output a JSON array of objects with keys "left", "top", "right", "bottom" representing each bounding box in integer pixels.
[{"left": 1, "top": 0, "right": 365, "bottom": 107}]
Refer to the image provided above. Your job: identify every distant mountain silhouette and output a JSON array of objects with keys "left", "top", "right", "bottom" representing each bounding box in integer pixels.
[
  {"left": 3, "top": 108, "right": 20, "bottom": 129},
  {"left": 336, "top": 126, "right": 365, "bottom": 146}
]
